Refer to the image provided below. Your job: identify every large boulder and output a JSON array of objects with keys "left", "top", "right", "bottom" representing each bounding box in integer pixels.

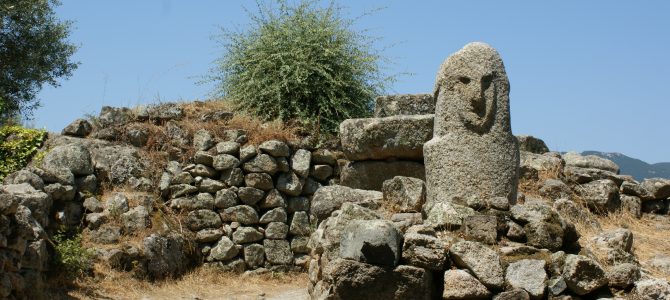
[
  {"left": 142, "top": 233, "right": 193, "bottom": 280},
  {"left": 449, "top": 241, "right": 504, "bottom": 290},
  {"left": 309, "top": 203, "right": 381, "bottom": 260},
  {"left": 382, "top": 176, "right": 426, "bottom": 213},
  {"left": 41, "top": 143, "right": 94, "bottom": 176},
  {"left": 505, "top": 259, "right": 547, "bottom": 299},
  {"left": 339, "top": 220, "right": 402, "bottom": 267},
  {"left": 339, "top": 115, "right": 434, "bottom": 161},
  {"left": 374, "top": 93, "right": 435, "bottom": 117},
  {"left": 310, "top": 185, "right": 382, "bottom": 221},
  {"left": 563, "top": 152, "right": 620, "bottom": 174},
  {"left": 576, "top": 179, "right": 620, "bottom": 212},
  {"left": 516, "top": 135, "right": 549, "bottom": 154},
  {"left": 640, "top": 178, "right": 670, "bottom": 200},
  {"left": 561, "top": 254, "right": 608, "bottom": 295},
  {"left": 401, "top": 232, "right": 450, "bottom": 271}
]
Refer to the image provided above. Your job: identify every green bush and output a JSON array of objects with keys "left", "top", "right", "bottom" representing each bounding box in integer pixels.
[
  {"left": 0, "top": 125, "right": 47, "bottom": 180},
  {"left": 53, "top": 232, "right": 93, "bottom": 277},
  {"left": 208, "top": 0, "right": 393, "bottom": 133}
]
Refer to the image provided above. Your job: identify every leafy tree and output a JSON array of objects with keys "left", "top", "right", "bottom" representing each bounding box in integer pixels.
[
  {"left": 0, "top": 0, "right": 78, "bottom": 122},
  {"left": 207, "top": 0, "right": 392, "bottom": 133}
]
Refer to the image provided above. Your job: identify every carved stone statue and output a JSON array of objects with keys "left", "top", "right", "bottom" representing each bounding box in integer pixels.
[{"left": 424, "top": 42, "right": 519, "bottom": 219}]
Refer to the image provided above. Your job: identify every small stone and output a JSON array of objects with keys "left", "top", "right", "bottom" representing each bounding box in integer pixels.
[
  {"left": 239, "top": 145, "right": 257, "bottom": 162},
  {"left": 194, "top": 151, "right": 214, "bottom": 166},
  {"left": 199, "top": 178, "right": 225, "bottom": 193},
  {"left": 216, "top": 141, "right": 240, "bottom": 155},
  {"left": 193, "top": 129, "right": 215, "bottom": 151},
  {"left": 209, "top": 237, "right": 238, "bottom": 262},
  {"left": 186, "top": 209, "right": 222, "bottom": 231},
  {"left": 450, "top": 241, "right": 504, "bottom": 290},
  {"left": 339, "top": 220, "right": 402, "bottom": 267},
  {"left": 505, "top": 259, "right": 547, "bottom": 299},
  {"left": 463, "top": 215, "right": 497, "bottom": 244},
  {"left": 402, "top": 233, "right": 449, "bottom": 271},
  {"left": 259, "top": 207, "right": 287, "bottom": 224},
  {"left": 213, "top": 154, "right": 240, "bottom": 171},
  {"left": 263, "top": 240, "right": 293, "bottom": 265},
  {"left": 562, "top": 254, "right": 608, "bottom": 295},
  {"left": 291, "top": 149, "right": 311, "bottom": 178},
  {"left": 188, "top": 164, "right": 217, "bottom": 178},
  {"left": 311, "top": 165, "right": 333, "bottom": 182},
  {"left": 382, "top": 176, "right": 426, "bottom": 213},
  {"left": 220, "top": 205, "right": 259, "bottom": 224},
  {"left": 291, "top": 236, "right": 310, "bottom": 254},
  {"left": 287, "top": 196, "right": 309, "bottom": 213},
  {"left": 196, "top": 229, "right": 224, "bottom": 243},
  {"left": 265, "top": 222, "right": 288, "bottom": 239},
  {"left": 62, "top": 118, "right": 93, "bottom": 137},
  {"left": 106, "top": 193, "right": 129, "bottom": 214},
  {"left": 244, "top": 173, "right": 274, "bottom": 191},
  {"left": 220, "top": 168, "right": 244, "bottom": 187},
  {"left": 259, "top": 140, "right": 290, "bottom": 157},
  {"left": 232, "top": 227, "right": 263, "bottom": 244},
  {"left": 214, "top": 189, "right": 239, "bottom": 209},
  {"left": 289, "top": 211, "right": 311, "bottom": 236},
  {"left": 243, "top": 154, "right": 278, "bottom": 175},
  {"left": 442, "top": 269, "right": 491, "bottom": 300},
  {"left": 607, "top": 263, "right": 641, "bottom": 289},
  {"left": 121, "top": 206, "right": 151, "bottom": 233},
  {"left": 244, "top": 244, "right": 264, "bottom": 268},
  {"left": 83, "top": 197, "right": 104, "bottom": 213},
  {"left": 276, "top": 172, "right": 303, "bottom": 196},
  {"left": 237, "top": 187, "right": 265, "bottom": 205},
  {"left": 259, "top": 189, "right": 286, "bottom": 209}
]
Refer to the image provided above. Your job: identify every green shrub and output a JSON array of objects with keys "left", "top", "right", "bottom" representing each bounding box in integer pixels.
[
  {"left": 208, "top": 0, "right": 393, "bottom": 133},
  {"left": 53, "top": 232, "right": 93, "bottom": 277},
  {"left": 0, "top": 125, "right": 47, "bottom": 180}
]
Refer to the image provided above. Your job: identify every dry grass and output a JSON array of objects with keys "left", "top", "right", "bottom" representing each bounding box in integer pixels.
[
  {"left": 60, "top": 265, "right": 308, "bottom": 300},
  {"left": 575, "top": 209, "right": 670, "bottom": 281}
]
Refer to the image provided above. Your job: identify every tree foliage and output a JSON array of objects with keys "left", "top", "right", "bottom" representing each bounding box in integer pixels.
[
  {"left": 0, "top": 0, "right": 78, "bottom": 121},
  {"left": 208, "top": 0, "right": 392, "bottom": 133}
]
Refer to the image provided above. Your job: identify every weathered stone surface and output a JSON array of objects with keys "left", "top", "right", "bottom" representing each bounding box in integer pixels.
[
  {"left": 105, "top": 193, "right": 130, "bottom": 214},
  {"left": 198, "top": 178, "right": 225, "bottom": 193},
  {"left": 424, "top": 43, "right": 519, "bottom": 217},
  {"left": 309, "top": 203, "right": 382, "bottom": 260},
  {"left": 214, "top": 188, "right": 238, "bottom": 209},
  {"left": 634, "top": 279, "right": 670, "bottom": 300},
  {"left": 564, "top": 165, "right": 620, "bottom": 185},
  {"left": 42, "top": 144, "right": 94, "bottom": 176},
  {"left": 265, "top": 222, "right": 288, "bottom": 239},
  {"left": 4, "top": 169, "right": 44, "bottom": 190},
  {"left": 493, "top": 289, "right": 530, "bottom": 300},
  {"left": 450, "top": 241, "right": 504, "bottom": 289},
  {"left": 562, "top": 254, "right": 608, "bottom": 295},
  {"left": 576, "top": 179, "right": 620, "bottom": 212},
  {"left": 212, "top": 154, "right": 239, "bottom": 171},
  {"left": 339, "top": 220, "right": 402, "bottom": 267},
  {"left": 187, "top": 164, "right": 217, "bottom": 178},
  {"left": 401, "top": 232, "right": 449, "bottom": 271},
  {"left": 505, "top": 259, "right": 547, "bottom": 299},
  {"left": 215, "top": 141, "right": 240, "bottom": 155},
  {"left": 143, "top": 233, "right": 192, "bottom": 280},
  {"left": 563, "top": 152, "right": 620, "bottom": 173},
  {"left": 340, "top": 115, "right": 434, "bottom": 161},
  {"left": 424, "top": 202, "right": 475, "bottom": 228},
  {"left": 99, "top": 106, "right": 133, "bottom": 127},
  {"left": 319, "top": 259, "right": 434, "bottom": 300},
  {"left": 620, "top": 194, "right": 642, "bottom": 218},
  {"left": 263, "top": 239, "right": 292, "bottom": 265},
  {"left": 289, "top": 211, "right": 311, "bottom": 236},
  {"left": 607, "top": 263, "right": 640, "bottom": 289},
  {"left": 310, "top": 165, "right": 333, "bottom": 182},
  {"left": 186, "top": 209, "right": 221, "bottom": 231},
  {"left": 276, "top": 172, "right": 303, "bottom": 196},
  {"left": 382, "top": 176, "right": 426, "bottom": 213},
  {"left": 243, "top": 244, "right": 264, "bottom": 268},
  {"left": 259, "top": 140, "right": 290, "bottom": 157},
  {"left": 539, "top": 179, "right": 572, "bottom": 200},
  {"left": 648, "top": 254, "right": 670, "bottom": 275},
  {"left": 463, "top": 215, "right": 498, "bottom": 244},
  {"left": 220, "top": 205, "right": 259, "bottom": 224},
  {"left": 442, "top": 269, "right": 491, "bottom": 300},
  {"left": 243, "top": 154, "right": 278, "bottom": 175},
  {"left": 259, "top": 207, "right": 287, "bottom": 224},
  {"left": 237, "top": 187, "right": 264, "bottom": 205},
  {"left": 524, "top": 221, "right": 564, "bottom": 251},
  {"left": 195, "top": 228, "right": 223, "bottom": 243},
  {"left": 193, "top": 129, "right": 215, "bottom": 151},
  {"left": 516, "top": 135, "right": 549, "bottom": 154},
  {"left": 121, "top": 206, "right": 150, "bottom": 233},
  {"left": 590, "top": 228, "right": 633, "bottom": 254},
  {"left": 291, "top": 236, "right": 310, "bottom": 254},
  {"left": 62, "top": 118, "right": 93, "bottom": 137},
  {"left": 310, "top": 185, "right": 382, "bottom": 221},
  {"left": 340, "top": 160, "right": 425, "bottom": 191},
  {"left": 640, "top": 178, "right": 670, "bottom": 200},
  {"left": 232, "top": 227, "right": 263, "bottom": 244},
  {"left": 291, "top": 149, "right": 311, "bottom": 178},
  {"left": 520, "top": 151, "right": 564, "bottom": 176},
  {"left": 209, "top": 236, "right": 238, "bottom": 262}
]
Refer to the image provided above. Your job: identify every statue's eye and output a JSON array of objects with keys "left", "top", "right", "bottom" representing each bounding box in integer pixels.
[
  {"left": 458, "top": 77, "right": 471, "bottom": 84},
  {"left": 481, "top": 75, "right": 493, "bottom": 90}
]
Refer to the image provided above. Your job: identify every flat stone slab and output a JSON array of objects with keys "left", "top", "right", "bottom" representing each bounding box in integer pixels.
[
  {"left": 339, "top": 115, "right": 434, "bottom": 161},
  {"left": 374, "top": 94, "right": 435, "bottom": 117},
  {"left": 340, "top": 160, "right": 425, "bottom": 191}
]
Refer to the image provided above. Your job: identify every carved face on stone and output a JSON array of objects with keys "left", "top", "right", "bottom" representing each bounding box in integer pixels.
[
  {"left": 450, "top": 70, "right": 497, "bottom": 133},
  {"left": 433, "top": 42, "right": 510, "bottom": 136}
]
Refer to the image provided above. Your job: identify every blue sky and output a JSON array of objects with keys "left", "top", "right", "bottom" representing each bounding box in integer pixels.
[{"left": 35, "top": 1, "right": 669, "bottom": 163}]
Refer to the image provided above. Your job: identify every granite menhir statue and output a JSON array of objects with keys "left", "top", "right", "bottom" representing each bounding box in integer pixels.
[{"left": 424, "top": 42, "right": 519, "bottom": 219}]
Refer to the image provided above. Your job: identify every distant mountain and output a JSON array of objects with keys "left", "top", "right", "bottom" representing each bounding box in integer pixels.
[{"left": 581, "top": 151, "right": 670, "bottom": 181}]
